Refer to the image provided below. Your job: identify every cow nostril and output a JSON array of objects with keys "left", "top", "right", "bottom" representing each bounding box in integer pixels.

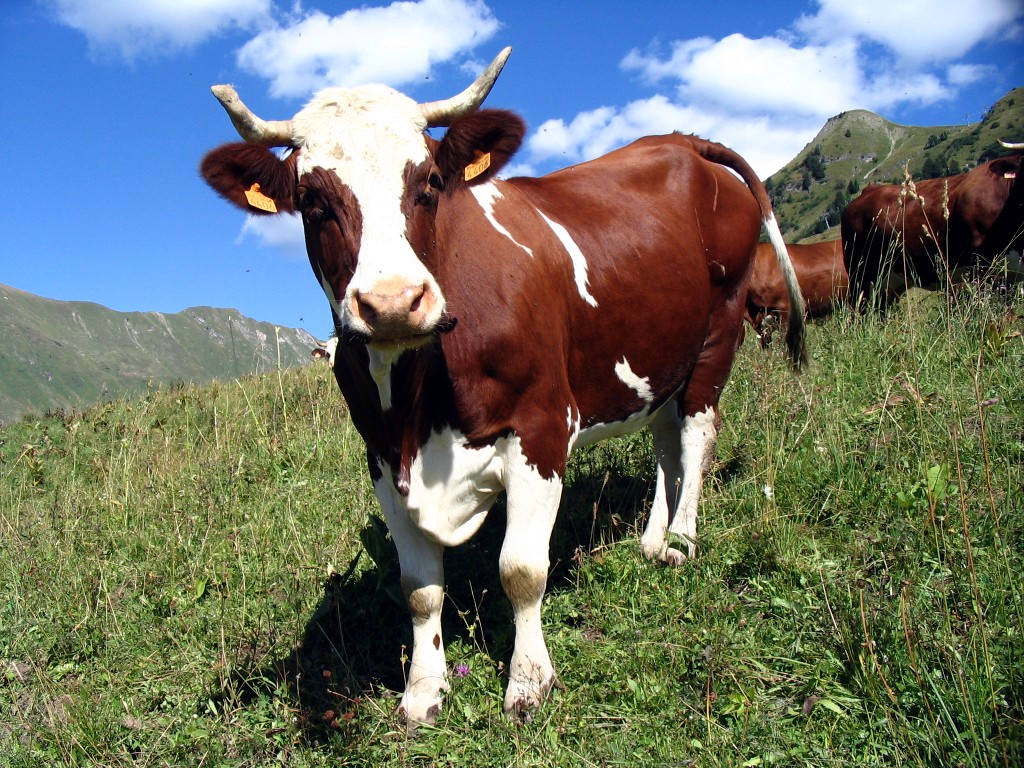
[
  {"left": 355, "top": 292, "right": 378, "bottom": 325},
  {"left": 408, "top": 284, "right": 427, "bottom": 313}
]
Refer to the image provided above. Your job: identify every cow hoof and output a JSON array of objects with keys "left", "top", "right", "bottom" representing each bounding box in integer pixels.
[
  {"left": 504, "top": 673, "right": 558, "bottom": 722},
  {"left": 664, "top": 546, "right": 696, "bottom": 566},
  {"left": 640, "top": 539, "right": 666, "bottom": 562},
  {"left": 508, "top": 697, "right": 538, "bottom": 724},
  {"left": 397, "top": 694, "right": 444, "bottom": 729},
  {"left": 664, "top": 547, "right": 687, "bottom": 566}
]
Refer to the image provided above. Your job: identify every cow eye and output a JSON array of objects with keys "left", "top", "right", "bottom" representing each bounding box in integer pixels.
[{"left": 414, "top": 170, "right": 445, "bottom": 207}]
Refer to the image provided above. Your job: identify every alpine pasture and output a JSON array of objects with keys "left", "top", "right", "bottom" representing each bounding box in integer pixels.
[{"left": 2, "top": 276, "right": 1023, "bottom": 766}]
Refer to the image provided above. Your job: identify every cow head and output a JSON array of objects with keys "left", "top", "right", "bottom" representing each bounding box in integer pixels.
[{"left": 200, "top": 48, "right": 523, "bottom": 351}]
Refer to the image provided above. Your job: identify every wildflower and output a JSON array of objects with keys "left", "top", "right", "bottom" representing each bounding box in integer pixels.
[
  {"left": 763, "top": 484, "right": 774, "bottom": 499},
  {"left": 454, "top": 663, "right": 470, "bottom": 678}
]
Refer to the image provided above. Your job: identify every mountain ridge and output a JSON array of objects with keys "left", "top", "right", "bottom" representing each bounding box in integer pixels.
[
  {"left": 0, "top": 282, "right": 319, "bottom": 425},
  {"left": 765, "top": 85, "right": 1024, "bottom": 241}
]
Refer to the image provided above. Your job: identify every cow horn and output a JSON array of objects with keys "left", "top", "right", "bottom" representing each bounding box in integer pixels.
[
  {"left": 419, "top": 47, "right": 512, "bottom": 128},
  {"left": 998, "top": 139, "right": 1024, "bottom": 149},
  {"left": 210, "top": 84, "right": 296, "bottom": 147}
]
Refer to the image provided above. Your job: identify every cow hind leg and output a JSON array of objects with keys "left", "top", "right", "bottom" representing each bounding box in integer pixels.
[
  {"left": 656, "top": 306, "right": 739, "bottom": 565},
  {"left": 640, "top": 406, "right": 683, "bottom": 562},
  {"left": 499, "top": 438, "right": 564, "bottom": 720},
  {"left": 665, "top": 405, "right": 718, "bottom": 565}
]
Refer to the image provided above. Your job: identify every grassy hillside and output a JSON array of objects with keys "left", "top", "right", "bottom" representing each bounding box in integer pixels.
[
  {"left": 2, "top": 280, "right": 1022, "bottom": 766},
  {"left": 767, "top": 86, "right": 1024, "bottom": 242},
  {"left": 0, "top": 282, "right": 320, "bottom": 426}
]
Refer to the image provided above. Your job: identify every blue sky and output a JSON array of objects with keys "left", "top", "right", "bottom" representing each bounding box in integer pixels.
[{"left": 2, "top": 0, "right": 1021, "bottom": 338}]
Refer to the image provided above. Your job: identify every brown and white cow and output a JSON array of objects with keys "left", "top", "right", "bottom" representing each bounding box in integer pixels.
[
  {"left": 746, "top": 239, "right": 849, "bottom": 344},
  {"left": 310, "top": 337, "right": 338, "bottom": 366},
  {"left": 842, "top": 150, "right": 1024, "bottom": 308},
  {"left": 200, "top": 48, "right": 806, "bottom": 725}
]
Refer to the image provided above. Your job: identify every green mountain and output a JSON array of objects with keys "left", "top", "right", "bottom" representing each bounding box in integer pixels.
[
  {"left": 0, "top": 283, "right": 320, "bottom": 425},
  {"left": 766, "top": 86, "right": 1024, "bottom": 242}
]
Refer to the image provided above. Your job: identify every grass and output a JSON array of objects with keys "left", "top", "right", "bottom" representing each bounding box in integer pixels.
[{"left": 1, "top": 280, "right": 1022, "bottom": 766}]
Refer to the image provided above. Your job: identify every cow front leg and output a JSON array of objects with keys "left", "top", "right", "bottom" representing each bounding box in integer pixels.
[
  {"left": 500, "top": 439, "right": 564, "bottom": 719},
  {"left": 376, "top": 483, "right": 448, "bottom": 726}
]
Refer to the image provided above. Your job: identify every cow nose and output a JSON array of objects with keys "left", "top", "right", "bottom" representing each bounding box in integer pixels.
[{"left": 350, "top": 278, "right": 441, "bottom": 341}]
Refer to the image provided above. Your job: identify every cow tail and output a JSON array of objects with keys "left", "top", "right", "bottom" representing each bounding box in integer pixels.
[
  {"left": 762, "top": 212, "right": 808, "bottom": 370},
  {"left": 692, "top": 137, "right": 808, "bottom": 370}
]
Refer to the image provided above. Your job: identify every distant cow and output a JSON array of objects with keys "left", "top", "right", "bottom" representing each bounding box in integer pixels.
[
  {"left": 311, "top": 337, "right": 338, "bottom": 366},
  {"left": 841, "top": 150, "right": 1024, "bottom": 308},
  {"left": 746, "top": 239, "right": 848, "bottom": 344},
  {"left": 200, "top": 48, "right": 805, "bottom": 725}
]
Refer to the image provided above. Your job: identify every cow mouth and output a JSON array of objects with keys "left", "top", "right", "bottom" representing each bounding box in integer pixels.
[{"left": 348, "top": 314, "right": 458, "bottom": 349}]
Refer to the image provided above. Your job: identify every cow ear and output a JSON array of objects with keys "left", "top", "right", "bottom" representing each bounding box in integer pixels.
[
  {"left": 435, "top": 109, "right": 526, "bottom": 189},
  {"left": 199, "top": 143, "right": 297, "bottom": 215},
  {"left": 989, "top": 155, "right": 1021, "bottom": 179}
]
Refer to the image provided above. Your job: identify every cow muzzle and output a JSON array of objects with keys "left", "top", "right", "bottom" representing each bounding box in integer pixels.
[{"left": 346, "top": 277, "right": 446, "bottom": 348}]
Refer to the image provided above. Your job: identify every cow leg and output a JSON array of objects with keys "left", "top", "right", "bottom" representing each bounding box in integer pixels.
[
  {"left": 664, "top": 404, "right": 718, "bottom": 565},
  {"left": 376, "top": 483, "right": 449, "bottom": 726},
  {"left": 500, "top": 437, "right": 564, "bottom": 720},
  {"left": 659, "top": 308, "right": 740, "bottom": 565},
  {"left": 640, "top": 405, "right": 683, "bottom": 562}
]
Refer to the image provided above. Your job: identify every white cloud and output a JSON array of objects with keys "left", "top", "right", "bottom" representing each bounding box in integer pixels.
[
  {"left": 236, "top": 0, "right": 500, "bottom": 98},
  {"left": 521, "top": 0, "right": 1024, "bottom": 179},
  {"left": 239, "top": 213, "right": 306, "bottom": 257},
  {"left": 796, "top": 0, "right": 1023, "bottom": 64},
  {"left": 528, "top": 96, "right": 819, "bottom": 180},
  {"left": 623, "top": 34, "right": 862, "bottom": 119},
  {"left": 946, "top": 63, "right": 993, "bottom": 87},
  {"left": 45, "top": 0, "right": 273, "bottom": 60}
]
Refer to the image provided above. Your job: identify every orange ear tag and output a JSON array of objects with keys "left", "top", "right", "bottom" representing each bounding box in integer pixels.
[
  {"left": 244, "top": 183, "right": 278, "bottom": 213},
  {"left": 464, "top": 152, "right": 491, "bottom": 182}
]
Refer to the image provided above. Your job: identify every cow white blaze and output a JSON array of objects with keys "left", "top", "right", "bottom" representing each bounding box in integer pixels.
[
  {"left": 538, "top": 212, "right": 598, "bottom": 307},
  {"left": 470, "top": 183, "right": 535, "bottom": 256},
  {"left": 614, "top": 357, "right": 654, "bottom": 403},
  {"left": 293, "top": 86, "right": 445, "bottom": 346}
]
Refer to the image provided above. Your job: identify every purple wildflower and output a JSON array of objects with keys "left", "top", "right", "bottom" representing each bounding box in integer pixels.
[{"left": 454, "top": 663, "right": 470, "bottom": 678}]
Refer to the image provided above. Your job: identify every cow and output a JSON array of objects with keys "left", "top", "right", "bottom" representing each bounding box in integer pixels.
[
  {"left": 746, "top": 239, "right": 848, "bottom": 345},
  {"left": 311, "top": 336, "right": 338, "bottom": 366},
  {"left": 841, "top": 149, "right": 1024, "bottom": 309},
  {"left": 199, "top": 47, "right": 806, "bottom": 726}
]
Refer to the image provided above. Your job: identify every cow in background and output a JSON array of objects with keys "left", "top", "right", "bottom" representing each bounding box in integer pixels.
[
  {"left": 200, "top": 47, "right": 806, "bottom": 726},
  {"left": 841, "top": 148, "right": 1024, "bottom": 309},
  {"left": 310, "top": 337, "right": 338, "bottom": 366},
  {"left": 746, "top": 239, "right": 848, "bottom": 345}
]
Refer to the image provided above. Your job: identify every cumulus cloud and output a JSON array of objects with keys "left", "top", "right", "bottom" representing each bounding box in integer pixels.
[
  {"left": 44, "top": 0, "right": 273, "bottom": 60},
  {"left": 236, "top": 0, "right": 500, "bottom": 98},
  {"left": 528, "top": 96, "right": 819, "bottom": 180},
  {"left": 239, "top": 213, "right": 306, "bottom": 257},
  {"left": 521, "top": 0, "right": 1024, "bottom": 178},
  {"left": 623, "top": 34, "right": 862, "bottom": 119},
  {"left": 796, "top": 0, "right": 1023, "bottom": 64}
]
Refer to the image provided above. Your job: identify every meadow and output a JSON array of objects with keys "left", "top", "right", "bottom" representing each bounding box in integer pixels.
[{"left": 2, "top": 280, "right": 1022, "bottom": 766}]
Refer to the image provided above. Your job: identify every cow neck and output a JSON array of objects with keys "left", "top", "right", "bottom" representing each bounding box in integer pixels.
[{"left": 334, "top": 338, "right": 457, "bottom": 494}]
